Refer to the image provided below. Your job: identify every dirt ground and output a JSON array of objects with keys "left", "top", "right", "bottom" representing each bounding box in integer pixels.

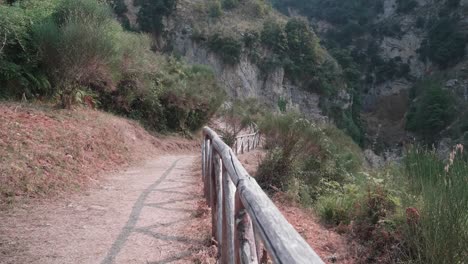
[{"left": 0, "top": 155, "right": 210, "bottom": 264}]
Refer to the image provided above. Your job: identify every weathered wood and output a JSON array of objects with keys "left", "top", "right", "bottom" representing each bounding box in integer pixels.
[
  {"left": 235, "top": 191, "right": 258, "bottom": 264},
  {"left": 211, "top": 151, "right": 218, "bottom": 238},
  {"left": 215, "top": 153, "right": 223, "bottom": 252},
  {"left": 206, "top": 140, "right": 213, "bottom": 204},
  {"left": 222, "top": 167, "right": 236, "bottom": 264},
  {"left": 202, "top": 127, "right": 322, "bottom": 264},
  {"left": 202, "top": 137, "right": 206, "bottom": 182},
  {"left": 238, "top": 178, "right": 324, "bottom": 264}
]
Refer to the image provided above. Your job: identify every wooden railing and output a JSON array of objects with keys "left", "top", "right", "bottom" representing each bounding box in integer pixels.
[
  {"left": 233, "top": 132, "right": 261, "bottom": 155},
  {"left": 202, "top": 127, "right": 324, "bottom": 264}
]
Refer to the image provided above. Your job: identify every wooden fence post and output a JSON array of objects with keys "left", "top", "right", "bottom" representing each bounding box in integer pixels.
[
  {"left": 202, "top": 138, "right": 206, "bottom": 193},
  {"left": 205, "top": 139, "right": 212, "bottom": 204},
  {"left": 210, "top": 151, "right": 217, "bottom": 238},
  {"left": 215, "top": 153, "right": 223, "bottom": 253},
  {"left": 235, "top": 190, "right": 258, "bottom": 264},
  {"left": 221, "top": 167, "right": 236, "bottom": 264}
]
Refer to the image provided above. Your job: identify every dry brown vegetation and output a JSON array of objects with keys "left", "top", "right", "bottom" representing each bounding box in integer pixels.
[{"left": 0, "top": 103, "right": 198, "bottom": 207}]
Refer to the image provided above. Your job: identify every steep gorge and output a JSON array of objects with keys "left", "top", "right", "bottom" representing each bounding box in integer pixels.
[{"left": 119, "top": 0, "right": 468, "bottom": 153}]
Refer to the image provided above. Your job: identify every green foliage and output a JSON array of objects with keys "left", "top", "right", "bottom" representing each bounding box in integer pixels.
[
  {"left": 0, "top": 0, "right": 223, "bottom": 133},
  {"left": 396, "top": 0, "right": 418, "bottom": 13},
  {"left": 273, "top": 0, "right": 384, "bottom": 26},
  {"left": 0, "top": 0, "right": 59, "bottom": 99},
  {"left": 260, "top": 19, "right": 287, "bottom": 55},
  {"left": 277, "top": 97, "right": 287, "bottom": 112},
  {"left": 406, "top": 82, "right": 455, "bottom": 143},
  {"left": 207, "top": 0, "right": 222, "bottom": 18},
  {"left": 446, "top": 0, "right": 460, "bottom": 8},
  {"left": 257, "top": 112, "right": 363, "bottom": 197},
  {"left": 283, "top": 18, "right": 318, "bottom": 81},
  {"left": 221, "top": 0, "right": 238, "bottom": 9},
  {"left": 109, "top": 0, "right": 128, "bottom": 16},
  {"left": 33, "top": 0, "right": 122, "bottom": 108},
  {"left": 419, "top": 18, "right": 466, "bottom": 68},
  {"left": 403, "top": 147, "right": 468, "bottom": 264},
  {"left": 207, "top": 33, "right": 242, "bottom": 65},
  {"left": 135, "top": 0, "right": 176, "bottom": 34}
]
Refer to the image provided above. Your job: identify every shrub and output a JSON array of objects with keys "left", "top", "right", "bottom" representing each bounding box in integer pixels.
[
  {"left": 33, "top": 1, "right": 122, "bottom": 108},
  {"left": 261, "top": 19, "right": 287, "bottom": 55},
  {"left": 406, "top": 82, "right": 455, "bottom": 143},
  {"left": 403, "top": 147, "right": 468, "bottom": 263},
  {"left": 135, "top": 0, "right": 176, "bottom": 34},
  {"left": 396, "top": 0, "right": 418, "bottom": 13},
  {"left": 257, "top": 112, "right": 363, "bottom": 197},
  {"left": 284, "top": 18, "right": 318, "bottom": 81},
  {"left": 0, "top": 1, "right": 58, "bottom": 99},
  {"left": 419, "top": 18, "right": 466, "bottom": 68},
  {"left": 221, "top": 0, "right": 238, "bottom": 9},
  {"left": 109, "top": 0, "right": 128, "bottom": 16},
  {"left": 207, "top": 0, "right": 222, "bottom": 18},
  {"left": 207, "top": 33, "right": 242, "bottom": 65}
]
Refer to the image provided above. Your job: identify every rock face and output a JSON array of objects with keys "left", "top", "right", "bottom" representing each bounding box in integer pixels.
[{"left": 171, "top": 25, "right": 328, "bottom": 122}]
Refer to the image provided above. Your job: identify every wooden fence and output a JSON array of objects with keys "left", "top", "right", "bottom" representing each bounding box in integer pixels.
[
  {"left": 233, "top": 132, "right": 261, "bottom": 155},
  {"left": 202, "top": 127, "right": 324, "bottom": 264}
]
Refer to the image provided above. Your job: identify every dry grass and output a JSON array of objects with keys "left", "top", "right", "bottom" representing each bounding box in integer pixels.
[{"left": 0, "top": 102, "right": 198, "bottom": 208}]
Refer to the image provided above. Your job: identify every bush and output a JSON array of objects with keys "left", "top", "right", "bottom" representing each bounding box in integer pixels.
[
  {"left": 221, "top": 0, "right": 238, "bottom": 9},
  {"left": 207, "top": 0, "right": 222, "bottom": 18},
  {"left": 0, "top": 1, "right": 58, "bottom": 99},
  {"left": 406, "top": 82, "right": 455, "bottom": 143},
  {"left": 207, "top": 33, "right": 242, "bottom": 65},
  {"left": 257, "top": 112, "right": 363, "bottom": 197},
  {"left": 396, "top": 0, "right": 418, "bottom": 13},
  {"left": 33, "top": 0, "right": 122, "bottom": 108},
  {"left": 261, "top": 19, "right": 287, "bottom": 55},
  {"left": 1, "top": 0, "right": 223, "bottom": 134},
  {"left": 136, "top": 0, "right": 176, "bottom": 34},
  {"left": 419, "top": 18, "right": 466, "bottom": 68},
  {"left": 284, "top": 18, "right": 318, "bottom": 81}
]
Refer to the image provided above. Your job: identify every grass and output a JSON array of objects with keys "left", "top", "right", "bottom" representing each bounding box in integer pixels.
[
  {"left": 313, "top": 145, "right": 468, "bottom": 263},
  {"left": 402, "top": 147, "right": 468, "bottom": 263},
  {"left": 0, "top": 102, "right": 158, "bottom": 207}
]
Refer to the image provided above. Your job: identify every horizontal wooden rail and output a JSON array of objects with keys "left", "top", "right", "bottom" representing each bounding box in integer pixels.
[
  {"left": 232, "top": 131, "right": 261, "bottom": 155},
  {"left": 202, "top": 127, "right": 324, "bottom": 264}
]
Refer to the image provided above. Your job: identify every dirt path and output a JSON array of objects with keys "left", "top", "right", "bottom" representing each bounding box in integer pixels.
[{"left": 0, "top": 155, "right": 207, "bottom": 264}]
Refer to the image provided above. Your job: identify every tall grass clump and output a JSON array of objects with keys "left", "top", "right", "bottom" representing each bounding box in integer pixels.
[
  {"left": 256, "top": 112, "right": 363, "bottom": 205},
  {"left": 403, "top": 146, "right": 468, "bottom": 263}
]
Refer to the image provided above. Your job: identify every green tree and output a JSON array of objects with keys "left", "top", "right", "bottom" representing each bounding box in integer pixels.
[
  {"left": 407, "top": 83, "right": 454, "bottom": 142},
  {"left": 284, "top": 18, "right": 317, "bottom": 80},
  {"left": 136, "top": 0, "right": 176, "bottom": 34}
]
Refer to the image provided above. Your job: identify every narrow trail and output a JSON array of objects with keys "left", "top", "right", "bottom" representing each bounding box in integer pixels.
[{"left": 0, "top": 155, "right": 206, "bottom": 264}]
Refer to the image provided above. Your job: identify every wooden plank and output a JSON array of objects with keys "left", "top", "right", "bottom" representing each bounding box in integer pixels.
[
  {"left": 211, "top": 152, "right": 217, "bottom": 238},
  {"left": 205, "top": 140, "right": 212, "bottom": 204},
  {"left": 237, "top": 179, "right": 324, "bottom": 264},
  {"left": 215, "top": 153, "right": 223, "bottom": 253},
  {"left": 221, "top": 167, "right": 236, "bottom": 264},
  {"left": 202, "top": 138, "right": 205, "bottom": 179},
  {"left": 235, "top": 191, "right": 258, "bottom": 264}
]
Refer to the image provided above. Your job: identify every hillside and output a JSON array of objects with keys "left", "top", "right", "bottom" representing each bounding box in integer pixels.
[
  {"left": 273, "top": 0, "right": 468, "bottom": 152},
  {"left": 0, "top": 103, "right": 197, "bottom": 207},
  {"left": 117, "top": 0, "right": 362, "bottom": 141}
]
